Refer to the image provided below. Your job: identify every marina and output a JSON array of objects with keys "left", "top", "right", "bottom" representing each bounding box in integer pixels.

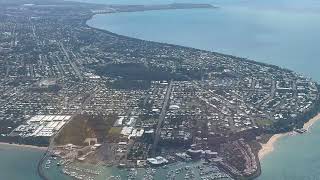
[
  {"left": 42, "top": 155, "right": 233, "bottom": 180},
  {"left": 0, "top": 0, "right": 320, "bottom": 180}
]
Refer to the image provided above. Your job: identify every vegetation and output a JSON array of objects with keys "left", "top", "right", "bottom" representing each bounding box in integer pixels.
[
  {"left": 268, "top": 99, "right": 320, "bottom": 133},
  {"left": 256, "top": 119, "right": 273, "bottom": 127},
  {"left": 94, "top": 63, "right": 173, "bottom": 80},
  {"left": 55, "top": 114, "right": 117, "bottom": 146},
  {"left": 93, "top": 63, "right": 189, "bottom": 81},
  {"left": 106, "top": 127, "right": 122, "bottom": 143}
]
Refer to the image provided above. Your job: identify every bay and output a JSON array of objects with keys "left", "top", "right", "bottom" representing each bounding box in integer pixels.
[
  {"left": 1, "top": 0, "right": 320, "bottom": 179},
  {"left": 0, "top": 145, "right": 43, "bottom": 180},
  {"left": 258, "top": 119, "right": 320, "bottom": 180},
  {"left": 0, "top": 144, "right": 71, "bottom": 180},
  {"left": 86, "top": 0, "right": 320, "bottom": 82},
  {"left": 85, "top": 0, "right": 320, "bottom": 179}
]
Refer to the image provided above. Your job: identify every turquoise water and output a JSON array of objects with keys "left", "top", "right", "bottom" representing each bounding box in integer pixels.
[
  {"left": 0, "top": 145, "right": 71, "bottom": 180},
  {"left": 85, "top": 0, "right": 320, "bottom": 179},
  {"left": 258, "top": 120, "right": 320, "bottom": 180},
  {"left": 73, "top": 160, "right": 232, "bottom": 180},
  {"left": 43, "top": 156, "right": 72, "bottom": 180},
  {"left": 2, "top": 0, "right": 320, "bottom": 179},
  {"left": 87, "top": 0, "right": 320, "bottom": 82},
  {"left": 0, "top": 145, "right": 43, "bottom": 180}
]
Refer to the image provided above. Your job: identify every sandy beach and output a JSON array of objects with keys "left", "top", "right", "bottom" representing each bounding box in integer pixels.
[
  {"left": 258, "top": 113, "right": 320, "bottom": 160},
  {"left": 303, "top": 113, "right": 320, "bottom": 130},
  {"left": 258, "top": 133, "right": 287, "bottom": 160},
  {"left": 0, "top": 142, "right": 47, "bottom": 151}
]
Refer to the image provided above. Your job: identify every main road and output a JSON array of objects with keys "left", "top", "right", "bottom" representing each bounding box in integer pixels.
[{"left": 152, "top": 81, "right": 173, "bottom": 156}]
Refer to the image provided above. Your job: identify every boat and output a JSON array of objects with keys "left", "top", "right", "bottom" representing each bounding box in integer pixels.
[{"left": 294, "top": 128, "right": 307, "bottom": 134}]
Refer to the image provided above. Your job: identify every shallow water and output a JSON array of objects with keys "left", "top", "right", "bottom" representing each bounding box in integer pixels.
[
  {"left": 86, "top": 0, "right": 320, "bottom": 179},
  {"left": 0, "top": 145, "right": 43, "bottom": 180},
  {"left": 2, "top": 0, "right": 320, "bottom": 179},
  {"left": 258, "top": 119, "right": 320, "bottom": 180},
  {"left": 86, "top": 0, "right": 320, "bottom": 82}
]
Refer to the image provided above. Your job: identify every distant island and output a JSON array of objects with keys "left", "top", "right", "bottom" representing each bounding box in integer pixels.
[{"left": 0, "top": 0, "right": 319, "bottom": 180}]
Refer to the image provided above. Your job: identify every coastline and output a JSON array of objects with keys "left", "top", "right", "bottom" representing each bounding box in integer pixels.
[
  {"left": 258, "top": 113, "right": 320, "bottom": 160},
  {"left": 303, "top": 113, "right": 320, "bottom": 130},
  {"left": 0, "top": 142, "right": 47, "bottom": 151},
  {"left": 258, "top": 133, "right": 287, "bottom": 160}
]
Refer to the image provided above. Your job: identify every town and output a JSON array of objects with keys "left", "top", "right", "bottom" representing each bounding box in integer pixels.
[{"left": 0, "top": 0, "right": 319, "bottom": 179}]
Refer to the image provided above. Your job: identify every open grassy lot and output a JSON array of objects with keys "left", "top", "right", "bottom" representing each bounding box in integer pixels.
[{"left": 55, "top": 114, "right": 117, "bottom": 146}]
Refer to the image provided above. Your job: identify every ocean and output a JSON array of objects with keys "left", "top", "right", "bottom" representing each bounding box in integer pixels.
[
  {"left": 86, "top": 0, "right": 320, "bottom": 82},
  {"left": 85, "top": 0, "right": 320, "bottom": 179},
  {"left": 0, "top": 145, "right": 43, "bottom": 180},
  {"left": 258, "top": 120, "right": 320, "bottom": 180},
  {"left": 1, "top": 0, "right": 320, "bottom": 179},
  {"left": 0, "top": 144, "right": 71, "bottom": 180}
]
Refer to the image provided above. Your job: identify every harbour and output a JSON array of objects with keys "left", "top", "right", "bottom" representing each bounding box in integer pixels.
[
  {"left": 76, "top": 0, "right": 320, "bottom": 179},
  {"left": 1, "top": 0, "right": 320, "bottom": 180}
]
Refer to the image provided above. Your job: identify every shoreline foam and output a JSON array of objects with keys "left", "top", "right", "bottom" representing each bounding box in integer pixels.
[
  {"left": 0, "top": 142, "right": 47, "bottom": 151},
  {"left": 258, "top": 113, "right": 320, "bottom": 160}
]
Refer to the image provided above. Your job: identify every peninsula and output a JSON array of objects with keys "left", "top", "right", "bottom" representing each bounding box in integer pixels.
[
  {"left": 0, "top": 0, "right": 318, "bottom": 179},
  {"left": 91, "top": 3, "right": 217, "bottom": 14}
]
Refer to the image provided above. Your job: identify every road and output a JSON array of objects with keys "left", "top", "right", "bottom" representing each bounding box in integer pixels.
[
  {"left": 59, "top": 42, "right": 83, "bottom": 81},
  {"left": 152, "top": 81, "right": 173, "bottom": 156}
]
